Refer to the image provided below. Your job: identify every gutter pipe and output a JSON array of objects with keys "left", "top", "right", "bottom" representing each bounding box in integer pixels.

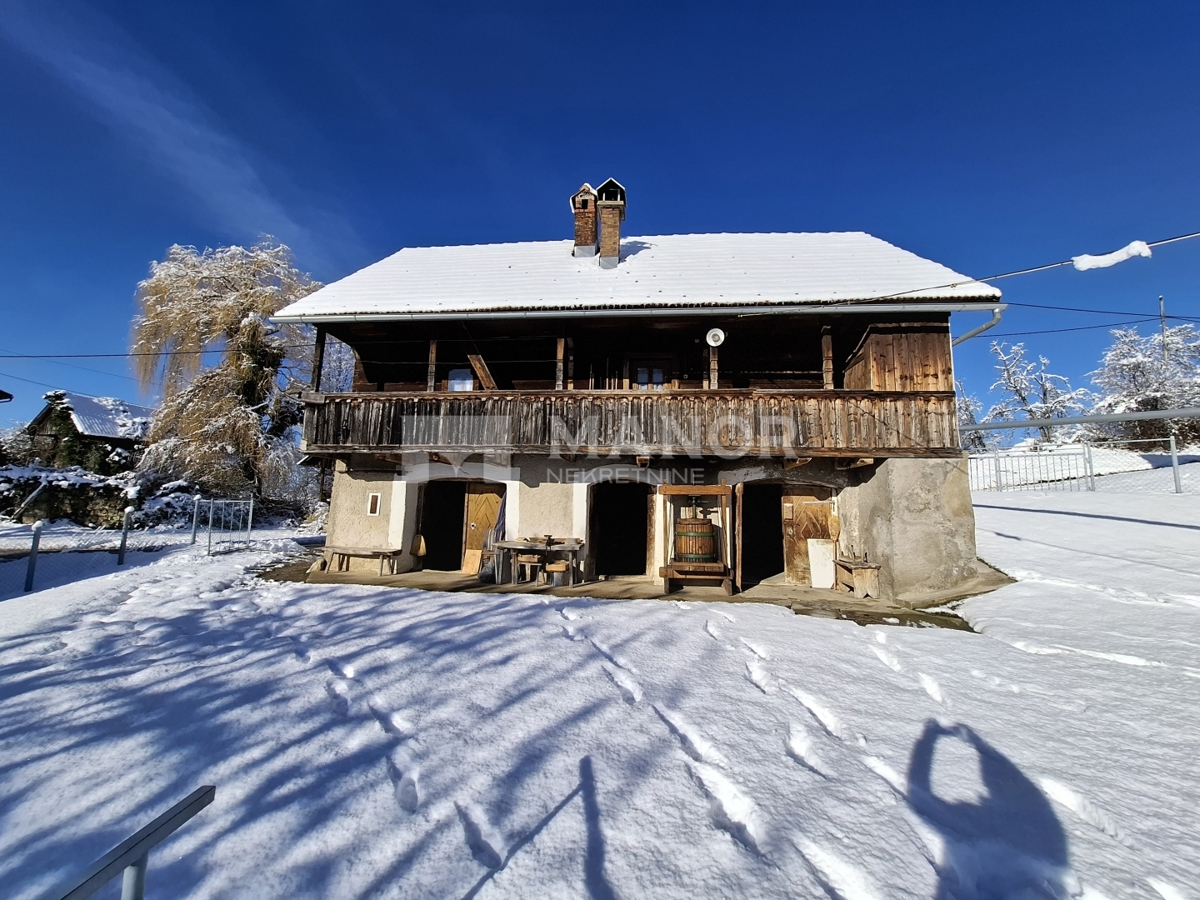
[
  {"left": 273, "top": 300, "right": 1003, "bottom": 325},
  {"left": 951, "top": 306, "right": 1005, "bottom": 347}
]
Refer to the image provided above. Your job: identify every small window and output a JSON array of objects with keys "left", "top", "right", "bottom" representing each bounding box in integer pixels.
[{"left": 366, "top": 493, "right": 381, "bottom": 516}]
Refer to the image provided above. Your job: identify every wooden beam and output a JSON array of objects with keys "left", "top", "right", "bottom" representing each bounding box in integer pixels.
[
  {"left": 555, "top": 338, "right": 565, "bottom": 391},
  {"left": 708, "top": 347, "right": 719, "bottom": 390},
  {"left": 467, "top": 354, "right": 497, "bottom": 390},
  {"left": 311, "top": 326, "right": 326, "bottom": 392},
  {"left": 658, "top": 484, "right": 733, "bottom": 496},
  {"left": 821, "top": 327, "right": 834, "bottom": 390},
  {"left": 426, "top": 340, "right": 437, "bottom": 392}
]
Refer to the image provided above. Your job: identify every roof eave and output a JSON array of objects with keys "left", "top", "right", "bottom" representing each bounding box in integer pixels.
[{"left": 273, "top": 298, "right": 1004, "bottom": 324}]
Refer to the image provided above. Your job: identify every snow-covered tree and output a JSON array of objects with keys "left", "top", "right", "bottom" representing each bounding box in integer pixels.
[
  {"left": 985, "top": 342, "right": 1088, "bottom": 442},
  {"left": 1089, "top": 325, "right": 1200, "bottom": 445},
  {"left": 955, "top": 380, "right": 988, "bottom": 451},
  {"left": 133, "top": 239, "right": 321, "bottom": 498}
]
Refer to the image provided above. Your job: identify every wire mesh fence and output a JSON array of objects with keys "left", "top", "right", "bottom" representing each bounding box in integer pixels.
[{"left": 968, "top": 437, "right": 1199, "bottom": 494}]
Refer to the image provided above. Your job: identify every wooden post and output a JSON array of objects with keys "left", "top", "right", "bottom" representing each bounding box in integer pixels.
[
  {"left": 708, "top": 347, "right": 719, "bottom": 390},
  {"left": 556, "top": 338, "right": 565, "bottom": 391},
  {"left": 468, "top": 354, "right": 497, "bottom": 390},
  {"left": 311, "top": 326, "right": 326, "bottom": 392},
  {"left": 821, "top": 327, "right": 834, "bottom": 390},
  {"left": 426, "top": 340, "right": 437, "bottom": 392},
  {"left": 567, "top": 338, "right": 575, "bottom": 390}
]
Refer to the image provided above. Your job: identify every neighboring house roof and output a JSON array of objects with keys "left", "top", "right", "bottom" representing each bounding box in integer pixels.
[
  {"left": 273, "top": 232, "right": 1002, "bottom": 322},
  {"left": 30, "top": 392, "right": 155, "bottom": 441}
]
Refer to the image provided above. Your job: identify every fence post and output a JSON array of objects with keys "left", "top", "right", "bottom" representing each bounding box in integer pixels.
[
  {"left": 246, "top": 497, "right": 254, "bottom": 547},
  {"left": 992, "top": 446, "right": 1004, "bottom": 491},
  {"left": 191, "top": 495, "right": 202, "bottom": 545},
  {"left": 121, "top": 852, "right": 149, "bottom": 900},
  {"left": 1084, "top": 442, "right": 1096, "bottom": 491},
  {"left": 117, "top": 506, "right": 134, "bottom": 566},
  {"left": 1169, "top": 434, "right": 1183, "bottom": 494},
  {"left": 207, "top": 500, "right": 215, "bottom": 556},
  {"left": 24, "top": 520, "right": 43, "bottom": 593}
]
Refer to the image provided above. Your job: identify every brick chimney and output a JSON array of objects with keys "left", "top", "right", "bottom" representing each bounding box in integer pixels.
[
  {"left": 595, "top": 178, "right": 626, "bottom": 269},
  {"left": 570, "top": 184, "right": 598, "bottom": 257}
]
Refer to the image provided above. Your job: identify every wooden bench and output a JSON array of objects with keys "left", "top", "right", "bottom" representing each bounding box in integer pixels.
[
  {"left": 325, "top": 545, "right": 405, "bottom": 577},
  {"left": 835, "top": 559, "right": 881, "bottom": 599}
]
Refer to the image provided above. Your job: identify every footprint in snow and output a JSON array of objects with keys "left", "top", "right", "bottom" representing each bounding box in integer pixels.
[
  {"left": 558, "top": 606, "right": 580, "bottom": 622},
  {"left": 456, "top": 802, "right": 504, "bottom": 869},
  {"left": 917, "top": 673, "right": 946, "bottom": 705},
  {"left": 325, "top": 679, "right": 351, "bottom": 717},
  {"left": 704, "top": 620, "right": 722, "bottom": 640},
  {"left": 1039, "top": 778, "right": 1130, "bottom": 846},
  {"left": 603, "top": 664, "right": 643, "bottom": 705},
  {"left": 739, "top": 637, "right": 770, "bottom": 660},
  {"left": 785, "top": 723, "right": 828, "bottom": 777},
  {"left": 784, "top": 687, "right": 846, "bottom": 741},
  {"left": 713, "top": 609, "right": 736, "bottom": 623},
  {"left": 745, "top": 659, "right": 773, "bottom": 694},
  {"left": 327, "top": 658, "right": 356, "bottom": 679},
  {"left": 387, "top": 750, "right": 421, "bottom": 811},
  {"left": 794, "top": 838, "right": 883, "bottom": 900},
  {"left": 368, "top": 698, "right": 417, "bottom": 739},
  {"left": 872, "top": 645, "right": 904, "bottom": 673},
  {"left": 687, "top": 762, "right": 762, "bottom": 854},
  {"left": 653, "top": 705, "right": 729, "bottom": 767},
  {"left": 589, "top": 636, "right": 638, "bottom": 674}
]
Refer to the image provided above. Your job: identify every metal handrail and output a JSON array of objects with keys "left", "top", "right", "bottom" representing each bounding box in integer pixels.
[{"left": 40, "top": 785, "right": 215, "bottom": 900}]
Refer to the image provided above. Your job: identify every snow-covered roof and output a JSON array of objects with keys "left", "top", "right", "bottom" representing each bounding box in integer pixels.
[
  {"left": 274, "top": 232, "right": 1002, "bottom": 322},
  {"left": 39, "top": 392, "right": 155, "bottom": 440}
]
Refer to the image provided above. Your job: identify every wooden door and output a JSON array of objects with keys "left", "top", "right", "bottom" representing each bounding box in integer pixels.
[
  {"left": 782, "top": 487, "right": 831, "bottom": 586},
  {"left": 461, "top": 483, "right": 504, "bottom": 574}
]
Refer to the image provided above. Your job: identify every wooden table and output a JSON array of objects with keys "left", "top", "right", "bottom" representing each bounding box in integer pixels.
[
  {"left": 325, "top": 545, "right": 405, "bottom": 577},
  {"left": 494, "top": 539, "right": 584, "bottom": 586}
]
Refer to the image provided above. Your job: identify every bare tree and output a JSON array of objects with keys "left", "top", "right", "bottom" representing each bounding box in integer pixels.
[
  {"left": 133, "top": 239, "right": 321, "bottom": 497},
  {"left": 985, "top": 342, "right": 1088, "bottom": 442},
  {"left": 1090, "top": 325, "right": 1200, "bottom": 445}
]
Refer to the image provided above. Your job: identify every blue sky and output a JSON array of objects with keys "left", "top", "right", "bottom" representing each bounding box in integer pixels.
[{"left": 2, "top": 1, "right": 1199, "bottom": 425}]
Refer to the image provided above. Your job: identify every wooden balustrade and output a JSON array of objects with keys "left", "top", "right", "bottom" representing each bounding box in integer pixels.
[{"left": 300, "top": 390, "right": 960, "bottom": 458}]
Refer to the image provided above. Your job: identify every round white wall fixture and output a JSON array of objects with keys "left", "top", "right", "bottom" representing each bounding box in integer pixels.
[{"left": 706, "top": 328, "right": 725, "bottom": 348}]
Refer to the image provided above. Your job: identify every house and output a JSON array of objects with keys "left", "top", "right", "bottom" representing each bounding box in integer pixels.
[
  {"left": 27, "top": 390, "right": 154, "bottom": 474},
  {"left": 274, "top": 181, "right": 1004, "bottom": 603}
]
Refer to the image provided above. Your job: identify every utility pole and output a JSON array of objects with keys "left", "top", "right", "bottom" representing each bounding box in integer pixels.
[{"left": 1159, "top": 295, "right": 1168, "bottom": 363}]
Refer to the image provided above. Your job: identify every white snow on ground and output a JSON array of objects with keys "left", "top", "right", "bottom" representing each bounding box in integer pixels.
[{"left": 1, "top": 496, "right": 1197, "bottom": 898}]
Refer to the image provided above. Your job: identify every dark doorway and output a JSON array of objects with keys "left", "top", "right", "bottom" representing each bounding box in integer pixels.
[
  {"left": 741, "top": 483, "right": 784, "bottom": 586},
  {"left": 420, "top": 481, "right": 467, "bottom": 571},
  {"left": 590, "top": 482, "right": 651, "bottom": 576}
]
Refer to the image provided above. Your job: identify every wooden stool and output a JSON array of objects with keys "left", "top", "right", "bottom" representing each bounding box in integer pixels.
[
  {"left": 515, "top": 554, "right": 542, "bottom": 583},
  {"left": 543, "top": 560, "right": 570, "bottom": 586}
]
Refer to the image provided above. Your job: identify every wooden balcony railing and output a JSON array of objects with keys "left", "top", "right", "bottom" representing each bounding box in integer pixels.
[{"left": 300, "top": 390, "right": 961, "bottom": 458}]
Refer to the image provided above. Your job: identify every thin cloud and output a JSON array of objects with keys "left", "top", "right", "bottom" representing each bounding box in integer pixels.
[{"left": 0, "top": 2, "right": 357, "bottom": 271}]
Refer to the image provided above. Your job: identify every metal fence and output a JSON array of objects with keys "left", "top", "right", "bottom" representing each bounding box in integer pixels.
[
  {"left": 968, "top": 436, "right": 1197, "bottom": 494},
  {"left": 0, "top": 497, "right": 255, "bottom": 597},
  {"left": 191, "top": 498, "right": 254, "bottom": 555}
]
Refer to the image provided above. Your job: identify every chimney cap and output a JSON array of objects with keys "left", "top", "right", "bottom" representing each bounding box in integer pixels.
[
  {"left": 570, "top": 183, "right": 597, "bottom": 212},
  {"left": 596, "top": 178, "right": 626, "bottom": 205}
]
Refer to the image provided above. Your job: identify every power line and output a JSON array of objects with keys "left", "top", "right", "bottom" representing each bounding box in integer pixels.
[{"left": 987, "top": 317, "right": 1160, "bottom": 338}]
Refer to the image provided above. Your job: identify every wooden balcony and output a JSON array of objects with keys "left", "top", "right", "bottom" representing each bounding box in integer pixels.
[{"left": 300, "top": 390, "right": 961, "bottom": 458}]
